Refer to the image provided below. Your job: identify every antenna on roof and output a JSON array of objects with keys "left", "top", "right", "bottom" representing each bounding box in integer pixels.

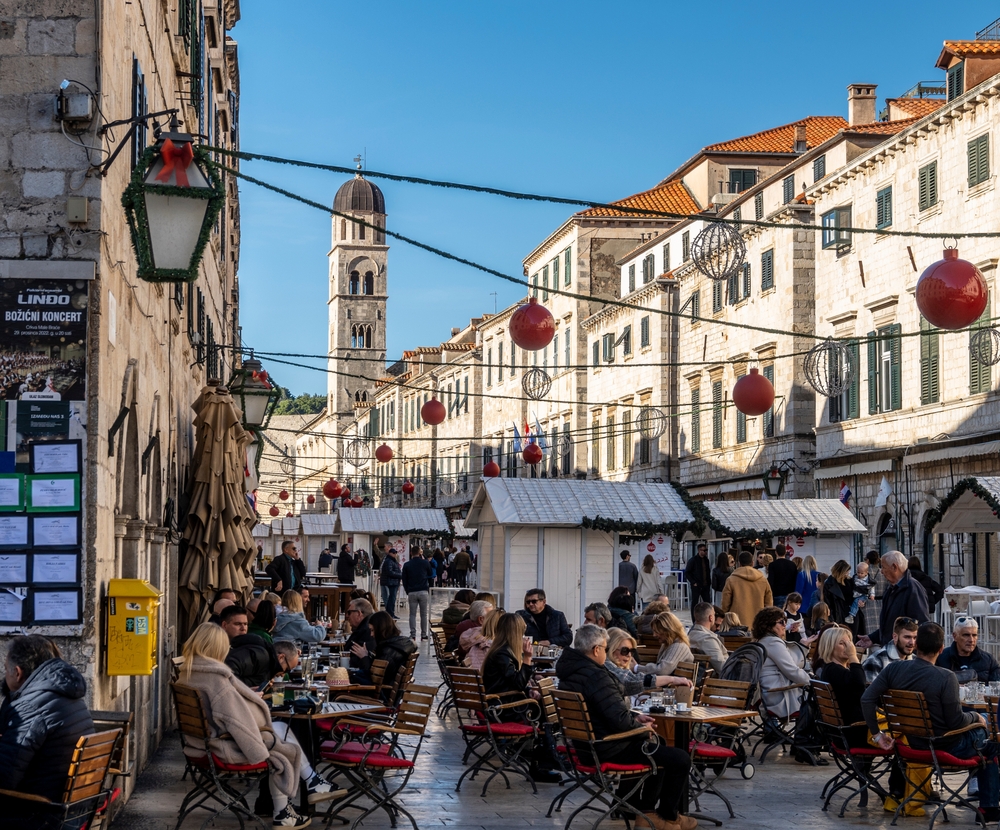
[{"left": 490, "top": 292, "right": 498, "bottom": 314}]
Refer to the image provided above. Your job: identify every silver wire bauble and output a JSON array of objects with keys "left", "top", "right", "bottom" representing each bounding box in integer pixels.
[
  {"left": 636, "top": 406, "right": 667, "bottom": 440},
  {"left": 690, "top": 221, "right": 747, "bottom": 282},
  {"left": 803, "top": 338, "right": 855, "bottom": 398},
  {"left": 522, "top": 367, "right": 552, "bottom": 401},
  {"left": 970, "top": 327, "right": 1000, "bottom": 367}
]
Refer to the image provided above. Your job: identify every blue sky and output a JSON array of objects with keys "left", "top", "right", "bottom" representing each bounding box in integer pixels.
[{"left": 234, "top": 2, "right": 990, "bottom": 395}]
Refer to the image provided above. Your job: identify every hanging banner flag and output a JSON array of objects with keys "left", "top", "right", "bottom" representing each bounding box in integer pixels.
[
  {"left": 874, "top": 475, "right": 893, "bottom": 508},
  {"left": 839, "top": 480, "right": 852, "bottom": 507},
  {"left": 512, "top": 423, "right": 523, "bottom": 453}
]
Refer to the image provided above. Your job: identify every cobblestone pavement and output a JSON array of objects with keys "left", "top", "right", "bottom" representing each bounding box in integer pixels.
[{"left": 111, "top": 594, "right": 982, "bottom": 830}]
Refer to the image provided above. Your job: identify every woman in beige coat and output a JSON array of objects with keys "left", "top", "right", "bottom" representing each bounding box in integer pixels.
[{"left": 180, "top": 623, "right": 340, "bottom": 828}]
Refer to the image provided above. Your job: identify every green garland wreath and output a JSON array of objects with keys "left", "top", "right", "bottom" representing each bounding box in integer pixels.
[
  {"left": 122, "top": 143, "right": 225, "bottom": 283},
  {"left": 924, "top": 477, "right": 1000, "bottom": 533}
]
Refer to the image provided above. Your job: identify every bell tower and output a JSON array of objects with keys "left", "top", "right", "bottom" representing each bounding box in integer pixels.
[{"left": 328, "top": 160, "right": 388, "bottom": 437}]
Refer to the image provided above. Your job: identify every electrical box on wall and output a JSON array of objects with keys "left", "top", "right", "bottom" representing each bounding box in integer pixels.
[
  {"left": 106, "top": 578, "right": 160, "bottom": 675},
  {"left": 66, "top": 196, "right": 87, "bottom": 224},
  {"left": 56, "top": 92, "right": 93, "bottom": 123}
]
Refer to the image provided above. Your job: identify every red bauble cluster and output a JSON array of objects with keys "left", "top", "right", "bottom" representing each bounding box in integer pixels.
[
  {"left": 286, "top": 511, "right": 293, "bottom": 518},
  {"left": 421, "top": 397, "right": 446, "bottom": 425},
  {"left": 522, "top": 442, "right": 543, "bottom": 465},
  {"left": 268, "top": 505, "right": 280, "bottom": 517},
  {"left": 352, "top": 496, "right": 364, "bottom": 507},
  {"left": 402, "top": 479, "right": 415, "bottom": 495},
  {"left": 342, "top": 487, "right": 352, "bottom": 499},
  {"left": 279, "top": 489, "right": 289, "bottom": 501},
  {"left": 323, "top": 478, "right": 341, "bottom": 499},
  {"left": 306, "top": 494, "right": 315, "bottom": 505},
  {"left": 375, "top": 443, "right": 394, "bottom": 463},
  {"left": 915, "top": 248, "right": 988, "bottom": 330},
  {"left": 509, "top": 297, "right": 556, "bottom": 351},
  {"left": 733, "top": 367, "right": 775, "bottom": 417},
  {"left": 483, "top": 460, "right": 501, "bottom": 478}
]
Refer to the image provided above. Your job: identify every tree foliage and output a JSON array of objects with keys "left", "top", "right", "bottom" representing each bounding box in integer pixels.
[{"left": 272, "top": 389, "right": 326, "bottom": 415}]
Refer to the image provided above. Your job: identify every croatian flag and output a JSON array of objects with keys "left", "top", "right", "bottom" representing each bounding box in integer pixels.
[{"left": 839, "top": 481, "right": 852, "bottom": 507}]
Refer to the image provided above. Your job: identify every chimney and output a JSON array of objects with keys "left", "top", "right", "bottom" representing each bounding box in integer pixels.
[
  {"left": 451, "top": 327, "right": 460, "bottom": 336},
  {"left": 793, "top": 123, "right": 807, "bottom": 154},
  {"left": 847, "top": 83, "right": 877, "bottom": 126}
]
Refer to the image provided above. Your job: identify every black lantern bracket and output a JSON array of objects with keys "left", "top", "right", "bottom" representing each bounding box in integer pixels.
[{"left": 95, "top": 109, "right": 181, "bottom": 178}]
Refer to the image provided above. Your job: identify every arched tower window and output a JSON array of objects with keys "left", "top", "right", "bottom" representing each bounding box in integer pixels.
[
  {"left": 359, "top": 221, "right": 365, "bottom": 241},
  {"left": 364, "top": 325, "right": 372, "bottom": 348},
  {"left": 349, "top": 271, "right": 359, "bottom": 295},
  {"left": 351, "top": 325, "right": 358, "bottom": 348},
  {"left": 341, "top": 219, "right": 347, "bottom": 239},
  {"left": 364, "top": 272, "right": 374, "bottom": 295}
]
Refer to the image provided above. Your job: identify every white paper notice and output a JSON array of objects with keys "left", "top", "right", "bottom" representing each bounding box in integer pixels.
[
  {"left": 0, "top": 516, "right": 28, "bottom": 546},
  {"left": 0, "top": 477, "right": 20, "bottom": 508},
  {"left": 32, "top": 443, "right": 78, "bottom": 474},
  {"left": 34, "top": 590, "right": 78, "bottom": 621},
  {"left": 0, "top": 554, "right": 27, "bottom": 582},
  {"left": 30, "top": 477, "right": 76, "bottom": 509},
  {"left": 0, "top": 589, "right": 24, "bottom": 622},
  {"left": 33, "top": 553, "right": 77, "bottom": 583},
  {"left": 33, "top": 516, "right": 78, "bottom": 547}
]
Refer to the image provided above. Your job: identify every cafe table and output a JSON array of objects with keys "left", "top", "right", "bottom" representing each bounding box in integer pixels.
[{"left": 646, "top": 705, "right": 756, "bottom": 826}]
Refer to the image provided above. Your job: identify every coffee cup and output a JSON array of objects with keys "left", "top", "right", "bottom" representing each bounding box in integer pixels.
[
  {"left": 675, "top": 686, "right": 694, "bottom": 708},
  {"left": 339, "top": 654, "right": 351, "bottom": 669},
  {"left": 675, "top": 701, "right": 689, "bottom": 712}
]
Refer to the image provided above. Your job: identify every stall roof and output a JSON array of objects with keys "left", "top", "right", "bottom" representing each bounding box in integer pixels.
[
  {"left": 703, "top": 499, "right": 866, "bottom": 536},
  {"left": 272, "top": 516, "right": 300, "bottom": 535},
  {"left": 466, "top": 478, "right": 693, "bottom": 528},
  {"left": 300, "top": 513, "right": 337, "bottom": 536},
  {"left": 451, "top": 518, "right": 476, "bottom": 538},
  {"left": 335, "top": 508, "right": 450, "bottom": 535},
  {"left": 251, "top": 522, "right": 271, "bottom": 538},
  {"left": 931, "top": 477, "right": 1000, "bottom": 534}
]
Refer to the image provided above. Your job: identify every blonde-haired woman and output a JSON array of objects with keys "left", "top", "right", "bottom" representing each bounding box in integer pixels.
[
  {"left": 636, "top": 555, "right": 666, "bottom": 608},
  {"left": 795, "top": 555, "right": 820, "bottom": 613},
  {"left": 605, "top": 627, "right": 691, "bottom": 695},
  {"left": 179, "top": 623, "right": 339, "bottom": 828},
  {"left": 639, "top": 612, "right": 694, "bottom": 677},
  {"left": 273, "top": 589, "right": 327, "bottom": 646},
  {"left": 814, "top": 626, "right": 868, "bottom": 747},
  {"left": 464, "top": 607, "right": 502, "bottom": 671}
]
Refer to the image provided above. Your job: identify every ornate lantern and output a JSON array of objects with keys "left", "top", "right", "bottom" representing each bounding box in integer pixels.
[
  {"left": 733, "top": 367, "right": 774, "bottom": 416},
  {"left": 523, "top": 442, "right": 543, "bottom": 465},
  {"left": 690, "top": 221, "right": 747, "bottom": 283},
  {"left": 421, "top": 397, "right": 446, "bottom": 426},
  {"left": 509, "top": 297, "right": 556, "bottom": 351},
  {"left": 402, "top": 479, "right": 415, "bottom": 495},
  {"left": 916, "top": 247, "right": 988, "bottom": 330},
  {"left": 483, "top": 460, "right": 501, "bottom": 478},
  {"left": 762, "top": 465, "right": 786, "bottom": 498},
  {"left": 228, "top": 357, "right": 281, "bottom": 431},
  {"left": 323, "top": 478, "right": 341, "bottom": 499},
  {"left": 375, "top": 443, "right": 394, "bottom": 463},
  {"left": 122, "top": 128, "right": 225, "bottom": 283}
]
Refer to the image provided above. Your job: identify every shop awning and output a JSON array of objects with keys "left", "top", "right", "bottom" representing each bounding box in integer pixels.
[
  {"left": 814, "top": 459, "right": 894, "bottom": 480},
  {"left": 903, "top": 440, "right": 1000, "bottom": 468},
  {"left": 703, "top": 499, "right": 867, "bottom": 537}
]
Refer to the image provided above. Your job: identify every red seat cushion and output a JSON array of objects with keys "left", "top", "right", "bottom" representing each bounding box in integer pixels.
[
  {"left": 211, "top": 754, "right": 268, "bottom": 772},
  {"left": 330, "top": 752, "right": 413, "bottom": 769},
  {"left": 898, "top": 745, "right": 982, "bottom": 768},
  {"left": 832, "top": 745, "right": 893, "bottom": 758},
  {"left": 690, "top": 742, "right": 737, "bottom": 760},
  {"left": 320, "top": 739, "right": 392, "bottom": 758},
  {"left": 461, "top": 722, "right": 535, "bottom": 737},
  {"left": 574, "top": 761, "right": 651, "bottom": 775}
]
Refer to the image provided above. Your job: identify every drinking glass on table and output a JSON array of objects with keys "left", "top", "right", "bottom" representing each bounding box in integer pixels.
[{"left": 664, "top": 688, "right": 676, "bottom": 710}]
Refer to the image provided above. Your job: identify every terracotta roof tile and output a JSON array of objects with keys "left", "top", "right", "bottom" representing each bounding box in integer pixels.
[
  {"left": 577, "top": 179, "right": 699, "bottom": 219},
  {"left": 703, "top": 115, "right": 847, "bottom": 153},
  {"left": 847, "top": 116, "right": 920, "bottom": 135},
  {"left": 886, "top": 97, "right": 944, "bottom": 118},
  {"left": 938, "top": 40, "right": 1000, "bottom": 63},
  {"left": 442, "top": 343, "right": 476, "bottom": 351}
]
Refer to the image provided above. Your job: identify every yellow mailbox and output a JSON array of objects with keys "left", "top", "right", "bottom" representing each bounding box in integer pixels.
[{"left": 107, "top": 578, "right": 160, "bottom": 676}]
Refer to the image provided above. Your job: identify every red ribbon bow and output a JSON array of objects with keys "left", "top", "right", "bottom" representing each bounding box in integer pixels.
[{"left": 155, "top": 139, "right": 195, "bottom": 187}]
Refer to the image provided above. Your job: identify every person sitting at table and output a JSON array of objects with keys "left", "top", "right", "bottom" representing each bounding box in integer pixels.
[
  {"left": 273, "top": 590, "right": 327, "bottom": 647},
  {"left": 222, "top": 605, "right": 281, "bottom": 689},
  {"left": 455, "top": 600, "right": 495, "bottom": 660},
  {"left": 0, "top": 635, "right": 94, "bottom": 804},
  {"left": 516, "top": 588, "right": 573, "bottom": 648},
  {"left": 343, "top": 598, "right": 377, "bottom": 680},
  {"left": 266, "top": 592, "right": 283, "bottom": 612},
  {"left": 249, "top": 600, "right": 277, "bottom": 644},
  {"left": 813, "top": 626, "right": 868, "bottom": 747},
  {"left": 442, "top": 588, "right": 477, "bottom": 625},
  {"left": 718, "top": 611, "right": 749, "bottom": 638},
  {"left": 607, "top": 586, "right": 640, "bottom": 638},
  {"left": 349, "top": 611, "right": 417, "bottom": 695},
  {"left": 636, "top": 600, "right": 670, "bottom": 636},
  {"left": 605, "top": 627, "right": 693, "bottom": 696},
  {"left": 687, "top": 602, "right": 729, "bottom": 674},
  {"left": 936, "top": 616, "right": 1000, "bottom": 683},
  {"left": 208, "top": 589, "right": 238, "bottom": 624},
  {"left": 754, "top": 606, "right": 810, "bottom": 720},
  {"left": 556, "top": 625, "right": 696, "bottom": 830},
  {"left": 638, "top": 612, "right": 694, "bottom": 677},
  {"left": 463, "top": 607, "right": 502, "bottom": 671},
  {"left": 807, "top": 601, "right": 831, "bottom": 636},
  {"left": 584, "top": 602, "right": 613, "bottom": 629},
  {"left": 180, "top": 623, "right": 340, "bottom": 829}
]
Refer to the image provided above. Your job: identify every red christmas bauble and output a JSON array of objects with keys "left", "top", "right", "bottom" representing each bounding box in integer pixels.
[
  {"left": 509, "top": 297, "right": 556, "bottom": 351},
  {"left": 916, "top": 248, "right": 988, "bottom": 330},
  {"left": 522, "top": 442, "right": 543, "bottom": 465},
  {"left": 352, "top": 497, "right": 364, "bottom": 507},
  {"left": 733, "top": 367, "right": 774, "bottom": 417},
  {"left": 483, "top": 460, "right": 501, "bottom": 478},
  {"left": 402, "top": 479, "right": 415, "bottom": 495},
  {"left": 323, "top": 478, "right": 341, "bottom": 499},
  {"left": 279, "top": 489, "right": 289, "bottom": 501},
  {"left": 647, "top": 542, "right": 656, "bottom": 552},
  {"left": 306, "top": 494, "right": 315, "bottom": 504},
  {"left": 421, "top": 397, "right": 446, "bottom": 425},
  {"left": 341, "top": 487, "right": 351, "bottom": 499},
  {"left": 286, "top": 511, "right": 293, "bottom": 518},
  {"left": 340, "top": 498, "right": 351, "bottom": 509},
  {"left": 375, "top": 443, "right": 394, "bottom": 463},
  {"left": 268, "top": 505, "right": 280, "bottom": 517}
]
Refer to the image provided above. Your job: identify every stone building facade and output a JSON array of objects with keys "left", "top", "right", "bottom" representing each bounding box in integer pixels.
[{"left": 0, "top": 0, "right": 243, "bottom": 782}]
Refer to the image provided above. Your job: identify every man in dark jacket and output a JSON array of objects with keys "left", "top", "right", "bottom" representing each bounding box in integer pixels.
[
  {"left": 556, "top": 625, "right": 694, "bottom": 830},
  {"left": 767, "top": 548, "right": 798, "bottom": 606},
  {"left": 221, "top": 605, "right": 280, "bottom": 688},
  {"left": 857, "top": 551, "right": 930, "bottom": 648},
  {"left": 265, "top": 540, "right": 307, "bottom": 593},
  {"left": 318, "top": 547, "right": 334, "bottom": 571},
  {"left": 618, "top": 551, "right": 639, "bottom": 594},
  {"left": 401, "top": 549, "right": 434, "bottom": 640},
  {"left": 0, "top": 635, "right": 95, "bottom": 802},
  {"left": 380, "top": 547, "right": 403, "bottom": 619},
  {"left": 345, "top": 598, "right": 377, "bottom": 679},
  {"left": 908, "top": 556, "right": 944, "bottom": 612},
  {"left": 937, "top": 616, "right": 1000, "bottom": 683},
  {"left": 684, "top": 543, "right": 712, "bottom": 620},
  {"left": 517, "top": 588, "right": 573, "bottom": 647},
  {"left": 336, "top": 543, "right": 357, "bottom": 584},
  {"left": 451, "top": 547, "right": 472, "bottom": 587}
]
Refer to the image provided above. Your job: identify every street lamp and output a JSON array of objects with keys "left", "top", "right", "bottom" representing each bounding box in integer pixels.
[
  {"left": 228, "top": 357, "right": 281, "bottom": 431},
  {"left": 122, "top": 124, "right": 225, "bottom": 283},
  {"left": 762, "top": 465, "right": 786, "bottom": 498}
]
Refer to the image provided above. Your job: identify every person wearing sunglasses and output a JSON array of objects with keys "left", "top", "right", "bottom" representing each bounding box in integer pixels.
[
  {"left": 517, "top": 588, "right": 572, "bottom": 648},
  {"left": 604, "top": 627, "right": 691, "bottom": 696}
]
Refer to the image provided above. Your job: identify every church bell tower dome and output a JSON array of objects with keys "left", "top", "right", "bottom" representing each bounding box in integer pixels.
[{"left": 334, "top": 173, "right": 385, "bottom": 214}]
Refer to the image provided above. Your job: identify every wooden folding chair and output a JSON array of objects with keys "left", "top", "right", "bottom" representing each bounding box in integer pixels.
[
  {"left": 0, "top": 728, "right": 123, "bottom": 830},
  {"left": 88, "top": 711, "right": 133, "bottom": 829}
]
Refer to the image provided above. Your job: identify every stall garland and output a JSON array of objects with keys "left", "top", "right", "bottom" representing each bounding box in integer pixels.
[{"left": 924, "top": 477, "right": 1000, "bottom": 533}]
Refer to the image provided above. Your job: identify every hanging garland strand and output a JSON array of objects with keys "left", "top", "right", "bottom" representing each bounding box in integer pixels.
[
  {"left": 923, "top": 477, "right": 1000, "bottom": 534},
  {"left": 207, "top": 145, "right": 1000, "bottom": 240}
]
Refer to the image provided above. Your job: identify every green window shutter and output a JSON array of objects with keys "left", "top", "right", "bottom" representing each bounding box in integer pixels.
[
  {"left": 542, "top": 265, "right": 549, "bottom": 300},
  {"left": 742, "top": 263, "right": 751, "bottom": 299},
  {"left": 762, "top": 365, "right": 774, "bottom": 438},
  {"left": 876, "top": 186, "right": 893, "bottom": 229},
  {"left": 971, "top": 301, "right": 992, "bottom": 394},
  {"left": 918, "top": 162, "right": 937, "bottom": 211},
  {"left": 867, "top": 331, "right": 879, "bottom": 413},
  {"left": 813, "top": 154, "right": 826, "bottom": 182},
  {"left": 920, "top": 318, "right": 939, "bottom": 405},
  {"left": 640, "top": 315, "right": 650, "bottom": 347},
  {"left": 889, "top": 323, "right": 902, "bottom": 411},
  {"left": 970, "top": 134, "right": 990, "bottom": 187},
  {"left": 754, "top": 192, "right": 764, "bottom": 220},
  {"left": 761, "top": 250, "right": 774, "bottom": 290},
  {"left": 847, "top": 340, "right": 860, "bottom": 419},
  {"left": 682, "top": 232, "right": 690, "bottom": 261},
  {"left": 712, "top": 380, "right": 723, "bottom": 449},
  {"left": 727, "top": 271, "right": 738, "bottom": 305},
  {"left": 662, "top": 243, "right": 670, "bottom": 272},
  {"left": 732, "top": 207, "right": 741, "bottom": 231},
  {"left": 592, "top": 341, "right": 599, "bottom": 367},
  {"left": 736, "top": 373, "right": 746, "bottom": 443},
  {"left": 948, "top": 62, "right": 964, "bottom": 101},
  {"left": 690, "top": 389, "right": 700, "bottom": 453},
  {"left": 564, "top": 248, "right": 571, "bottom": 286},
  {"left": 782, "top": 175, "right": 795, "bottom": 204},
  {"left": 628, "top": 264, "right": 636, "bottom": 293},
  {"left": 691, "top": 290, "right": 700, "bottom": 321},
  {"left": 712, "top": 280, "right": 723, "bottom": 312}
]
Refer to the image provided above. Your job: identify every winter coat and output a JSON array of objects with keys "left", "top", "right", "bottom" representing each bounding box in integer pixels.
[
  {"left": 226, "top": 633, "right": 280, "bottom": 688},
  {"left": 870, "top": 571, "right": 930, "bottom": 645},
  {"left": 0, "top": 658, "right": 94, "bottom": 800},
  {"left": 823, "top": 576, "right": 854, "bottom": 624},
  {"left": 337, "top": 549, "right": 357, "bottom": 584},
  {"left": 608, "top": 605, "right": 639, "bottom": 638},
  {"left": 711, "top": 565, "right": 732, "bottom": 595},
  {"left": 605, "top": 660, "right": 655, "bottom": 696},
  {"left": 180, "top": 656, "right": 301, "bottom": 799},
  {"left": 461, "top": 629, "right": 492, "bottom": 671},
  {"left": 618, "top": 560, "right": 639, "bottom": 594},
  {"left": 442, "top": 601, "right": 470, "bottom": 625},
  {"left": 637, "top": 568, "right": 665, "bottom": 603},
  {"left": 517, "top": 606, "right": 573, "bottom": 647},
  {"left": 482, "top": 647, "right": 534, "bottom": 720},
  {"left": 401, "top": 557, "right": 433, "bottom": 593},
  {"left": 345, "top": 616, "right": 377, "bottom": 672},
  {"left": 640, "top": 640, "right": 693, "bottom": 677},
  {"left": 722, "top": 566, "right": 773, "bottom": 629},
  {"left": 273, "top": 610, "right": 327, "bottom": 646},
  {"left": 380, "top": 554, "right": 402, "bottom": 587},
  {"left": 688, "top": 624, "right": 729, "bottom": 674},
  {"left": 936, "top": 644, "right": 1000, "bottom": 683},
  {"left": 758, "top": 634, "right": 809, "bottom": 719},
  {"left": 795, "top": 568, "right": 821, "bottom": 614},
  {"left": 684, "top": 553, "right": 712, "bottom": 591},
  {"left": 767, "top": 558, "right": 799, "bottom": 599},
  {"left": 248, "top": 622, "right": 274, "bottom": 644},
  {"left": 912, "top": 570, "right": 944, "bottom": 611},
  {"left": 265, "top": 552, "right": 306, "bottom": 593},
  {"left": 376, "top": 634, "right": 418, "bottom": 690},
  {"left": 451, "top": 550, "right": 472, "bottom": 573}
]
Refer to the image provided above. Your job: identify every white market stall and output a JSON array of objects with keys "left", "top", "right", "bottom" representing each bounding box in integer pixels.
[
  {"left": 299, "top": 512, "right": 338, "bottom": 572},
  {"left": 465, "top": 478, "right": 694, "bottom": 624},
  {"left": 701, "top": 499, "right": 867, "bottom": 572}
]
